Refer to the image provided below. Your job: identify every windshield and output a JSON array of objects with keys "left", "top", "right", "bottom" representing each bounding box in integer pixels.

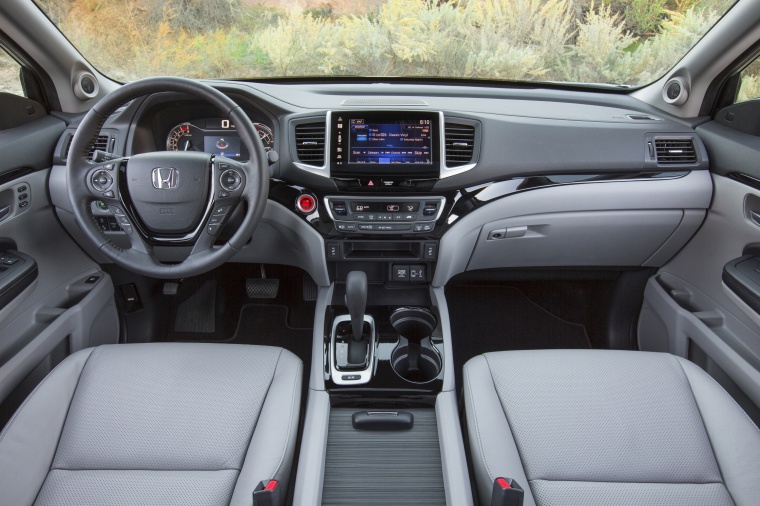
[{"left": 33, "top": 0, "right": 736, "bottom": 88}]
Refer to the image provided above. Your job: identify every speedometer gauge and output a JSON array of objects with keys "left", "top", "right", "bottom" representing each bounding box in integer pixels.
[{"left": 165, "top": 119, "right": 273, "bottom": 161}]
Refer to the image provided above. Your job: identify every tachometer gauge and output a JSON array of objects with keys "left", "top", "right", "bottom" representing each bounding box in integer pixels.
[
  {"left": 166, "top": 122, "right": 203, "bottom": 152},
  {"left": 255, "top": 123, "right": 274, "bottom": 151}
]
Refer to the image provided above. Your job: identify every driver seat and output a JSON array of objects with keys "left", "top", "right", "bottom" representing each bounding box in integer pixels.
[{"left": 0, "top": 343, "right": 302, "bottom": 506}]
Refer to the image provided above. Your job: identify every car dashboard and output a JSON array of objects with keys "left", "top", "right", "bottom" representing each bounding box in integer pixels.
[{"left": 48, "top": 80, "right": 712, "bottom": 292}]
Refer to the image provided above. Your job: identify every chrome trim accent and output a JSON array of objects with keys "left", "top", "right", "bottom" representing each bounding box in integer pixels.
[
  {"left": 331, "top": 314, "right": 376, "bottom": 386},
  {"left": 146, "top": 160, "right": 219, "bottom": 243},
  {"left": 293, "top": 111, "right": 331, "bottom": 178},
  {"left": 440, "top": 112, "right": 477, "bottom": 179},
  {"left": 151, "top": 167, "right": 179, "bottom": 190}
]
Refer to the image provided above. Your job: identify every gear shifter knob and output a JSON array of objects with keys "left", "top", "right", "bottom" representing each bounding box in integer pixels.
[{"left": 345, "top": 271, "right": 368, "bottom": 341}]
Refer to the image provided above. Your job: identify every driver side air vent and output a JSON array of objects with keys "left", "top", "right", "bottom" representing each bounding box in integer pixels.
[
  {"left": 445, "top": 123, "right": 476, "bottom": 167},
  {"left": 295, "top": 122, "right": 326, "bottom": 166},
  {"left": 654, "top": 138, "right": 697, "bottom": 165},
  {"left": 64, "top": 133, "right": 111, "bottom": 161}
]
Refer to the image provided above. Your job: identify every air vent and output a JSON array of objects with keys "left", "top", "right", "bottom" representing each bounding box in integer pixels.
[
  {"left": 445, "top": 123, "right": 476, "bottom": 167},
  {"left": 654, "top": 138, "right": 697, "bottom": 165},
  {"left": 295, "top": 122, "right": 326, "bottom": 166},
  {"left": 64, "top": 133, "right": 111, "bottom": 161}
]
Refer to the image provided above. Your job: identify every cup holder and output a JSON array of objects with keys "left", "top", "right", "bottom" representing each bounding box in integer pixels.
[
  {"left": 390, "top": 341, "right": 442, "bottom": 383},
  {"left": 389, "top": 307, "right": 442, "bottom": 384}
]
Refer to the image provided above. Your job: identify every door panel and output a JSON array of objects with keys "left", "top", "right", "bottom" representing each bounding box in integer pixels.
[
  {"left": 640, "top": 109, "right": 760, "bottom": 421},
  {"left": 0, "top": 101, "right": 119, "bottom": 421}
]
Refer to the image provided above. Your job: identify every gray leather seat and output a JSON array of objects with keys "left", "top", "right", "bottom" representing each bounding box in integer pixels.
[
  {"left": 0, "top": 343, "right": 302, "bottom": 506},
  {"left": 464, "top": 349, "right": 760, "bottom": 506}
]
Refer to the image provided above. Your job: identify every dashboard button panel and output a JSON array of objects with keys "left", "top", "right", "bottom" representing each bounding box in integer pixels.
[{"left": 325, "top": 196, "right": 445, "bottom": 234}]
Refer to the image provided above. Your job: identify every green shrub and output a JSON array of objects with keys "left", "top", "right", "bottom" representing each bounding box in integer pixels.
[
  {"left": 32, "top": 0, "right": 738, "bottom": 85},
  {"left": 738, "top": 74, "right": 760, "bottom": 104},
  {"left": 624, "top": 0, "right": 668, "bottom": 35},
  {"left": 145, "top": 0, "right": 241, "bottom": 32}
]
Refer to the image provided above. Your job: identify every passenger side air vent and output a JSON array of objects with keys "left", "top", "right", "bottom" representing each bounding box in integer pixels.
[
  {"left": 294, "top": 122, "right": 326, "bottom": 166},
  {"left": 445, "top": 123, "right": 476, "bottom": 167},
  {"left": 654, "top": 138, "right": 697, "bottom": 165},
  {"left": 64, "top": 133, "right": 111, "bottom": 161}
]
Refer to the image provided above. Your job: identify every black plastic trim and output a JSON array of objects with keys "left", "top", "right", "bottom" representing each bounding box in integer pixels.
[
  {"left": 0, "top": 249, "right": 38, "bottom": 311},
  {"left": 0, "top": 29, "right": 60, "bottom": 112},
  {"left": 723, "top": 254, "right": 760, "bottom": 315}
]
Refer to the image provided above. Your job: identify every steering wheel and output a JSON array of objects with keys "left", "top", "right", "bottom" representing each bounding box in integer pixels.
[{"left": 67, "top": 77, "right": 269, "bottom": 279}]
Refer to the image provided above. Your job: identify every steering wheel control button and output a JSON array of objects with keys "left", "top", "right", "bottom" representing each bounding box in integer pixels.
[
  {"left": 296, "top": 194, "right": 317, "bottom": 214},
  {"left": 209, "top": 215, "right": 225, "bottom": 225},
  {"left": 207, "top": 224, "right": 222, "bottom": 236},
  {"left": 103, "top": 191, "right": 115, "bottom": 198},
  {"left": 110, "top": 206, "right": 124, "bottom": 215},
  {"left": 92, "top": 170, "right": 113, "bottom": 192},
  {"left": 219, "top": 190, "right": 230, "bottom": 198},
  {"left": 220, "top": 169, "right": 242, "bottom": 191},
  {"left": 213, "top": 205, "right": 231, "bottom": 216}
]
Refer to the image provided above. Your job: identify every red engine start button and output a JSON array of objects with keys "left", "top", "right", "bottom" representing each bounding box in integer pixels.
[{"left": 296, "top": 194, "right": 317, "bottom": 214}]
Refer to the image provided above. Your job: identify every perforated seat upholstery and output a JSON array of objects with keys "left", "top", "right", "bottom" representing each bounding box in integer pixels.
[
  {"left": 463, "top": 349, "right": 760, "bottom": 506},
  {"left": 0, "top": 343, "right": 302, "bottom": 506}
]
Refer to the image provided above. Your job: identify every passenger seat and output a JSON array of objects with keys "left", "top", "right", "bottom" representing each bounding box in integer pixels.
[{"left": 463, "top": 349, "right": 760, "bottom": 506}]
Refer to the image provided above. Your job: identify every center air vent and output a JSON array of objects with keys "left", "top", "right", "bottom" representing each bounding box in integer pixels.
[
  {"left": 64, "top": 133, "right": 111, "bottom": 161},
  {"left": 294, "top": 122, "right": 326, "bottom": 166},
  {"left": 654, "top": 138, "right": 697, "bottom": 165},
  {"left": 445, "top": 123, "right": 476, "bottom": 167}
]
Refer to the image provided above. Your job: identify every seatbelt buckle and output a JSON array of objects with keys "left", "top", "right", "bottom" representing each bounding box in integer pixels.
[
  {"left": 253, "top": 480, "right": 282, "bottom": 506},
  {"left": 490, "top": 477, "right": 524, "bottom": 506}
]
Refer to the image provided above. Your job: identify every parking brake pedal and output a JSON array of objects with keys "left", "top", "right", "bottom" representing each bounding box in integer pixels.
[{"left": 246, "top": 265, "right": 279, "bottom": 299}]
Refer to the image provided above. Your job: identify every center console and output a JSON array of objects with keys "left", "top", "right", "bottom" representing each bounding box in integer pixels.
[{"left": 292, "top": 110, "right": 477, "bottom": 504}]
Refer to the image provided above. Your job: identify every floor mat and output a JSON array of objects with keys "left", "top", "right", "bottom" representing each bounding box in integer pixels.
[
  {"left": 226, "top": 304, "right": 313, "bottom": 368},
  {"left": 173, "top": 280, "right": 216, "bottom": 334},
  {"left": 446, "top": 285, "right": 591, "bottom": 380}
]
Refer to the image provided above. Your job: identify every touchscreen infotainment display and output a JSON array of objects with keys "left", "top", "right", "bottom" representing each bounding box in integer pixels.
[
  {"left": 331, "top": 111, "right": 440, "bottom": 177},
  {"left": 348, "top": 119, "right": 432, "bottom": 165}
]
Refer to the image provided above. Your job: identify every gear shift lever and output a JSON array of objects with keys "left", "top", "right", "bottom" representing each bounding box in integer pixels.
[
  {"left": 340, "top": 271, "right": 369, "bottom": 368},
  {"left": 345, "top": 271, "right": 367, "bottom": 341}
]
